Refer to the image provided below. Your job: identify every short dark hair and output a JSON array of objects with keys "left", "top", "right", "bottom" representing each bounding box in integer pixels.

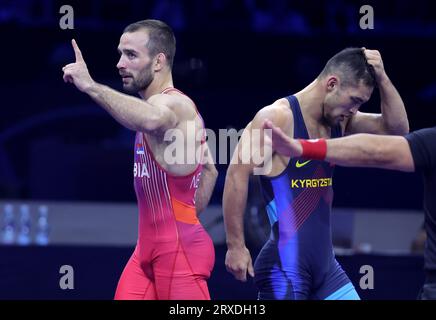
[
  {"left": 318, "top": 47, "right": 376, "bottom": 88},
  {"left": 123, "top": 19, "right": 176, "bottom": 69}
]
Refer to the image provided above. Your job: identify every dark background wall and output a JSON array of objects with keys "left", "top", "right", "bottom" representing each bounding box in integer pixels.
[{"left": 1, "top": 0, "right": 435, "bottom": 208}]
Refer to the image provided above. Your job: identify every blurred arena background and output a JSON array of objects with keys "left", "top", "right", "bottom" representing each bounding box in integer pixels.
[{"left": 1, "top": 0, "right": 436, "bottom": 299}]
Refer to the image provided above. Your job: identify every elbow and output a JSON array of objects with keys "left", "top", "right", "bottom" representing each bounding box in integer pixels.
[
  {"left": 224, "top": 165, "right": 238, "bottom": 185},
  {"left": 141, "top": 115, "right": 177, "bottom": 134},
  {"left": 144, "top": 117, "right": 160, "bottom": 132},
  {"left": 210, "top": 168, "right": 219, "bottom": 186},
  {"left": 223, "top": 164, "right": 249, "bottom": 196},
  {"left": 396, "top": 120, "right": 410, "bottom": 135},
  {"left": 402, "top": 122, "right": 410, "bottom": 135},
  {"left": 383, "top": 122, "right": 409, "bottom": 136},
  {"left": 210, "top": 164, "right": 218, "bottom": 179},
  {"left": 203, "top": 161, "right": 218, "bottom": 180},
  {"left": 394, "top": 116, "right": 410, "bottom": 135},
  {"left": 223, "top": 166, "right": 237, "bottom": 199}
]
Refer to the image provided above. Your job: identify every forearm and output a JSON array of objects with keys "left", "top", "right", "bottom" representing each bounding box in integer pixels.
[
  {"left": 325, "top": 134, "right": 413, "bottom": 171},
  {"left": 223, "top": 169, "right": 249, "bottom": 249},
  {"left": 86, "top": 83, "right": 170, "bottom": 133},
  {"left": 326, "top": 135, "right": 383, "bottom": 166},
  {"left": 378, "top": 75, "right": 409, "bottom": 134},
  {"left": 195, "top": 163, "right": 218, "bottom": 214}
]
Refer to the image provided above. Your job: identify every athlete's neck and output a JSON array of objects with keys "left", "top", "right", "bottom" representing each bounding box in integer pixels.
[
  {"left": 139, "top": 71, "right": 174, "bottom": 100},
  {"left": 294, "top": 79, "right": 326, "bottom": 124}
]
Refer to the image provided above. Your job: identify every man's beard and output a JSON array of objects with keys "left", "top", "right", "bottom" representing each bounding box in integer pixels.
[{"left": 123, "top": 66, "right": 154, "bottom": 94}]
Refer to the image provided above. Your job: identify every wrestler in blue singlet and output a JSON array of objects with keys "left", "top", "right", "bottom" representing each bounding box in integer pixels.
[{"left": 254, "top": 95, "right": 360, "bottom": 300}]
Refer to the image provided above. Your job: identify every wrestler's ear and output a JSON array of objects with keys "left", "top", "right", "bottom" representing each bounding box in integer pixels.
[
  {"left": 326, "top": 76, "right": 338, "bottom": 92},
  {"left": 154, "top": 53, "right": 166, "bottom": 72}
]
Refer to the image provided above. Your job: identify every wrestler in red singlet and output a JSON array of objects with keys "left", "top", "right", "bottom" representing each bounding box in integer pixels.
[
  {"left": 62, "top": 18, "right": 217, "bottom": 300},
  {"left": 114, "top": 87, "right": 215, "bottom": 300}
]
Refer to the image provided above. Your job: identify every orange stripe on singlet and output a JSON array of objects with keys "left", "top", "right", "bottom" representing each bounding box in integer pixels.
[{"left": 171, "top": 197, "right": 199, "bottom": 225}]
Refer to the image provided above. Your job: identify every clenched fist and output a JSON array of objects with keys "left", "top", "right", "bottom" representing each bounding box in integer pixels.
[{"left": 363, "top": 48, "right": 388, "bottom": 83}]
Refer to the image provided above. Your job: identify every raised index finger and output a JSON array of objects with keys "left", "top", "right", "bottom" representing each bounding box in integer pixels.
[{"left": 72, "top": 39, "right": 83, "bottom": 62}]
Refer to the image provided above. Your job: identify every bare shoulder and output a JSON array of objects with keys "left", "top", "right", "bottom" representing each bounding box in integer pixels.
[
  {"left": 147, "top": 92, "right": 197, "bottom": 120},
  {"left": 253, "top": 98, "right": 293, "bottom": 129}
]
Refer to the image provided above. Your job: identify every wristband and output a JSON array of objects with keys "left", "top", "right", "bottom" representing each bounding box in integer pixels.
[{"left": 298, "top": 138, "right": 327, "bottom": 160}]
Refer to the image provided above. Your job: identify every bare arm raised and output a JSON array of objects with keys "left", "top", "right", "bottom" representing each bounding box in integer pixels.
[
  {"left": 346, "top": 49, "right": 409, "bottom": 136},
  {"left": 62, "top": 39, "right": 179, "bottom": 135}
]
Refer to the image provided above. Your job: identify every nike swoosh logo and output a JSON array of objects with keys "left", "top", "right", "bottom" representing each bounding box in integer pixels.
[{"left": 296, "top": 160, "right": 311, "bottom": 168}]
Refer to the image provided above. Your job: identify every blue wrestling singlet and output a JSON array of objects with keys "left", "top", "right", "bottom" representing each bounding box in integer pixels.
[{"left": 254, "top": 95, "right": 360, "bottom": 300}]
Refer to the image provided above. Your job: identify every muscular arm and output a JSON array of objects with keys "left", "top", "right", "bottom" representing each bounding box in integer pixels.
[
  {"left": 376, "top": 75, "right": 409, "bottom": 134},
  {"left": 224, "top": 103, "right": 290, "bottom": 281},
  {"left": 325, "top": 134, "right": 415, "bottom": 172},
  {"left": 86, "top": 84, "right": 178, "bottom": 134},
  {"left": 195, "top": 143, "right": 218, "bottom": 214},
  {"left": 346, "top": 78, "right": 409, "bottom": 135},
  {"left": 264, "top": 120, "right": 415, "bottom": 172},
  {"left": 224, "top": 119, "right": 258, "bottom": 251},
  {"left": 62, "top": 39, "right": 178, "bottom": 135},
  {"left": 346, "top": 50, "right": 409, "bottom": 135},
  {"left": 223, "top": 132, "right": 254, "bottom": 282},
  {"left": 224, "top": 108, "right": 284, "bottom": 250},
  {"left": 223, "top": 162, "right": 251, "bottom": 250}
]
